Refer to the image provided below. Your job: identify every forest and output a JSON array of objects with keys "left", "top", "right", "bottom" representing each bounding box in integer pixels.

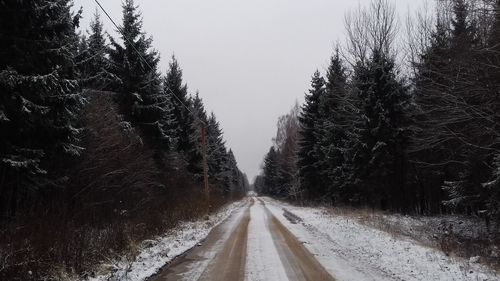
[
  {"left": 256, "top": 0, "right": 500, "bottom": 221},
  {"left": 0, "top": 0, "right": 248, "bottom": 280},
  {"left": 2, "top": 0, "right": 500, "bottom": 279}
]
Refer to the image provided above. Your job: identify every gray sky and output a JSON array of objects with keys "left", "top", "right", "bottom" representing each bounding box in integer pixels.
[{"left": 73, "top": 0, "right": 430, "bottom": 181}]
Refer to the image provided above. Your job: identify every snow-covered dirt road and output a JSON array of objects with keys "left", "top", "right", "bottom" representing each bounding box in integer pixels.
[
  {"left": 151, "top": 197, "right": 333, "bottom": 281},
  {"left": 149, "top": 197, "right": 498, "bottom": 281}
]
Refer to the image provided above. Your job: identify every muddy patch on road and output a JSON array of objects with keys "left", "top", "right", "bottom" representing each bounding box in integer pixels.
[
  {"left": 198, "top": 206, "right": 250, "bottom": 281},
  {"left": 149, "top": 200, "right": 251, "bottom": 281}
]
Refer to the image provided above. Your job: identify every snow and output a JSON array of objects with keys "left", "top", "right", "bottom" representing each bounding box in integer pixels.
[
  {"left": 245, "top": 200, "right": 289, "bottom": 281},
  {"left": 367, "top": 212, "right": 496, "bottom": 242},
  {"left": 262, "top": 197, "right": 499, "bottom": 281},
  {"left": 0, "top": 110, "right": 9, "bottom": 122},
  {"left": 85, "top": 199, "right": 245, "bottom": 281},
  {"left": 81, "top": 197, "right": 498, "bottom": 281}
]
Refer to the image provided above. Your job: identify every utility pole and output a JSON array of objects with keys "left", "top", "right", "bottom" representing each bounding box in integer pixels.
[{"left": 201, "top": 127, "right": 210, "bottom": 212}]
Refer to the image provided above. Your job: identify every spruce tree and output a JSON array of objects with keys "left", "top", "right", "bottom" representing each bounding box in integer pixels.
[
  {"left": 490, "top": 0, "right": 500, "bottom": 50},
  {"left": 225, "top": 149, "right": 242, "bottom": 194},
  {"left": 88, "top": 11, "right": 107, "bottom": 72},
  {"left": 349, "top": 50, "right": 410, "bottom": 210},
  {"left": 0, "top": 0, "right": 84, "bottom": 217},
  {"left": 263, "top": 147, "right": 279, "bottom": 196},
  {"left": 484, "top": 154, "right": 500, "bottom": 221},
  {"left": 164, "top": 56, "right": 201, "bottom": 173},
  {"left": 76, "top": 33, "right": 90, "bottom": 77},
  {"left": 80, "top": 10, "right": 113, "bottom": 88},
  {"left": 206, "top": 113, "right": 227, "bottom": 182},
  {"left": 486, "top": 1, "right": 500, "bottom": 221},
  {"left": 108, "top": 0, "right": 170, "bottom": 150},
  {"left": 316, "top": 51, "right": 348, "bottom": 201},
  {"left": 191, "top": 92, "right": 209, "bottom": 156},
  {"left": 192, "top": 92, "right": 209, "bottom": 127},
  {"left": 443, "top": 152, "right": 489, "bottom": 215},
  {"left": 410, "top": 16, "right": 455, "bottom": 213},
  {"left": 450, "top": 0, "right": 476, "bottom": 49},
  {"left": 108, "top": 0, "right": 159, "bottom": 114},
  {"left": 435, "top": 1, "right": 493, "bottom": 214},
  {"left": 160, "top": 93, "right": 178, "bottom": 152},
  {"left": 298, "top": 70, "right": 326, "bottom": 199}
]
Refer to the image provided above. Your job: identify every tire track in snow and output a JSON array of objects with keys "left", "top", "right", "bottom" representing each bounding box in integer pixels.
[
  {"left": 150, "top": 197, "right": 337, "bottom": 281},
  {"left": 259, "top": 199, "right": 335, "bottom": 281}
]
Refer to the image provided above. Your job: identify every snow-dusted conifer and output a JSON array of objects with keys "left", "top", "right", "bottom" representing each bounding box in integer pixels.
[
  {"left": 348, "top": 50, "right": 410, "bottom": 209},
  {"left": 484, "top": 154, "right": 500, "bottom": 221},
  {"left": 443, "top": 153, "right": 489, "bottom": 215},
  {"left": 315, "top": 50, "right": 348, "bottom": 200},
  {"left": 298, "top": 70, "right": 326, "bottom": 199},
  {"left": 206, "top": 113, "right": 227, "bottom": 181},
  {"left": 225, "top": 149, "right": 243, "bottom": 195},
  {"left": 164, "top": 57, "right": 201, "bottom": 172},
  {"left": 107, "top": 0, "right": 171, "bottom": 151},
  {"left": 108, "top": 0, "right": 160, "bottom": 113},
  {"left": 263, "top": 147, "right": 280, "bottom": 195},
  {"left": 79, "top": 10, "right": 115, "bottom": 88},
  {"left": 0, "top": 0, "right": 84, "bottom": 216},
  {"left": 192, "top": 92, "right": 209, "bottom": 128}
]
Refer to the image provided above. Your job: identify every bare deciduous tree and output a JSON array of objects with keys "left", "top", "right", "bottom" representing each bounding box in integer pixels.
[{"left": 344, "top": 0, "right": 398, "bottom": 65}]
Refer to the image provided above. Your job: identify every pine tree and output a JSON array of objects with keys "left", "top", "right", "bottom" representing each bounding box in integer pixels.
[
  {"left": 298, "top": 70, "right": 326, "bottom": 199},
  {"left": 316, "top": 51, "right": 348, "bottom": 202},
  {"left": 348, "top": 50, "right": 411, "bottom": 210},
  {"left": 0, "top": 0, "right": 84, "bottom": 217}
]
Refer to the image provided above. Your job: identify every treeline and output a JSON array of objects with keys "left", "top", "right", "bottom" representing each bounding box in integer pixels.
[
  {"left": 0, "top": 0, "right": 247, "bottom": 279},
  {"left": 256, "top": 0, "right": 500, "bottom": 220}
]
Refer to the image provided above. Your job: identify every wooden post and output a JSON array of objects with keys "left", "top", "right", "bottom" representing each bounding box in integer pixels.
[{"left": 201, "top": 127, "right": 210, "bottom": 212}]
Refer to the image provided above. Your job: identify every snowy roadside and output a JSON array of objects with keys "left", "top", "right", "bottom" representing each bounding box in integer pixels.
[
  {"left": 84, "top": 198, "right": 247, "bottom": 281},
  {"left": 262, "top": 197, "right": 499, "bottom": 281}
]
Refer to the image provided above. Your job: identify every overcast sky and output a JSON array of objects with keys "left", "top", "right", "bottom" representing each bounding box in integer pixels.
[{"left": 73, "top": 0, "right": 430, "bottom": 181}]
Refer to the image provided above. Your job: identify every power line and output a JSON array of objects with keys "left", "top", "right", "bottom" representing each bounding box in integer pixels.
[
  {"left": 93, "top": 0, "right": 211, "bottom": 206},
  {"left": 93, "top": 0, "right": 206, "bottom": 126}
]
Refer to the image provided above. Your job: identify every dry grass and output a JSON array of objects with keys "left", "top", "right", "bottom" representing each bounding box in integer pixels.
[{"left": 323, "top": 206, "right": 500, "bottom": 271}]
